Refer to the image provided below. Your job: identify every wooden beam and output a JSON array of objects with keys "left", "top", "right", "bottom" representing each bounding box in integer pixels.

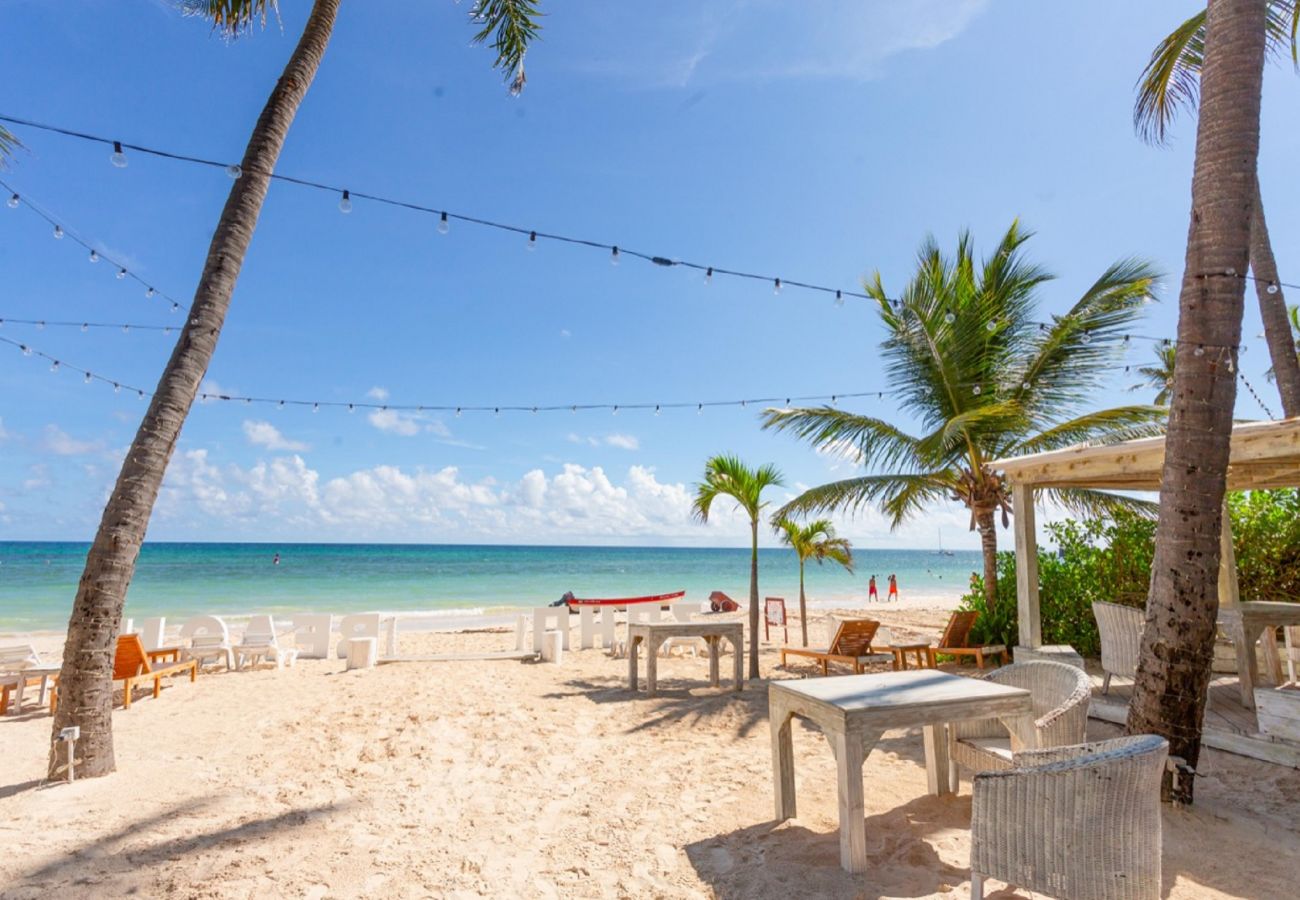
[
  {"left": 1013, "top": 484, "right": 1041, "bottom": 649},
  {"left": 1219, "top": 501, "right": 1240, "bottom": 608}
]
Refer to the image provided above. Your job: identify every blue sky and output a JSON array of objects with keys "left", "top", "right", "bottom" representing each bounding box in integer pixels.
[{"left": 1, "top": 0, "right": 1297, "bottom": 548}]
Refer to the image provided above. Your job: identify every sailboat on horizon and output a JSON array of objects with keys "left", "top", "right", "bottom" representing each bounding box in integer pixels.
[{"left": 936, "top": 528, "right": 955, "bottom": 557}]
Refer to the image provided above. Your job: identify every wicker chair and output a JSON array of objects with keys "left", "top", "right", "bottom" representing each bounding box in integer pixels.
[
  {"left": 970, "top": 734, "right": 1168, "bottom": 900},
  {"left": 1093, "top": 601, "right": 1145, "bottom": 694},
  {"left": 949, "top": 661, "right": 1091, "bottom": 783}
]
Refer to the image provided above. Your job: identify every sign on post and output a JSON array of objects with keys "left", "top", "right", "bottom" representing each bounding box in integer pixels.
[{"left": 765, "top": 597, "right": 788, "bottom": 642}]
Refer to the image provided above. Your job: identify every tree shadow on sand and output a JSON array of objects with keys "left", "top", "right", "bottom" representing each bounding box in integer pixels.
[
  {"left": 9, "top": 796, "right": 348, "bottom": 896},
  {"left": 545, "top": 675, "right": 773, "bottom": 738},
  {"left": 684, "top": 793, "right": 976, "bottom": 899}
]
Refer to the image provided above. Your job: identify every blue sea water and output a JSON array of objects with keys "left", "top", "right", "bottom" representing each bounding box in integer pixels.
[{"left": 0, "top": 542, "right": 980, "bottom": 632}]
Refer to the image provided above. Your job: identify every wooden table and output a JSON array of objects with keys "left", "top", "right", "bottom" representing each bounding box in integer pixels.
[
  {"left": 887, "top": 642, "right": 935, "bottom": 670},
  {"left": 769, "top": 670, "right": 1034, "bottom": 873},
  {"left": 1218, "top": 601, "right": 1300, "bottom": 708},
  {"left": 1, "top": 666, "right": 60, "bottom": 714},
  {"left": 627, "top": 622, "right": 743, "bottom": 696}
]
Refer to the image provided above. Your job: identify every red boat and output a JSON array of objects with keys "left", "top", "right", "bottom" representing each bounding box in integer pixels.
[{"left": 554, "top": 590, "right": 685, "bottom": 611}]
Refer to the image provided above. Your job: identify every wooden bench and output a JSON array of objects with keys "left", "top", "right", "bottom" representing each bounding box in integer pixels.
[
  {"left": 51, "top": 634, "right": 198, "bottom": 712},
  {"left": 780, "top": 619, "right": 884, "bottom": 675},
  {"left": 934, "top": 611, "right": 1006, "bottom": 669}
]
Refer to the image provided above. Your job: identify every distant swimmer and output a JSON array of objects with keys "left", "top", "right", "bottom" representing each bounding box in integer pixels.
[
  {"left": 273, "top": 552, "right": 280, "bottom": 566},
  {"left": 888, "top": 573, "right": 899, "bottom": 602},
  {"left": 867, "top": 575, "right": 879, "bottom": 603}
]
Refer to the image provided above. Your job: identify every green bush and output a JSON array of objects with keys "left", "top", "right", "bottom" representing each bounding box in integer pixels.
[{"left": 958, "top": 491, "right": 1300, "bottom": 658}]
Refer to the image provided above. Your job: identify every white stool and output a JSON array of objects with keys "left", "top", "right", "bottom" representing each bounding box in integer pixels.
[
  {"left": 345, "top": 637, "right": 378, "bottom": 670},
  {"left": 541, "top": 630, "right": 564, "bottom": 664}
]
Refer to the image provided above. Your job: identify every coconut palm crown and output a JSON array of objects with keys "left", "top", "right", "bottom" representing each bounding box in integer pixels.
[
  {"left": 1135, "top": 343, "right": 1177, "bottom": 405},
  {"left": 774, "top": 517, "right": 853, "bottom": 647},
  {"left": 693, "top": 454, "right": 784, "bottom": 679},
  {"left": 762, "top": 222, "right": 1165, "bottom": 607}
]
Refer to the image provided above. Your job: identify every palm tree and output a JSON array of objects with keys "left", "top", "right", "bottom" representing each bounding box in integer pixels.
[
  {"left": 40, "top": 0, "right": 543, "bottom": 781},
  {"left": 1135, "top": 0, "right": 1300, "bottom": 417},
  {"left": 1135, "top": 343, "right": 1177, "bottom": 405},
  {"left": 1126, "top": 0, "right": 1268, "bottom": 805},
  {"left": 773, "top": 517, "right": 853, "bottom": 647},
  {"left": 1264, "top": 306, "right": 1300, "bottom": 385},
  {"left": 762, "top": 222, "right": 1164, "bottom": 611},
  {"left": 693, "top": 455, "right": 784, "bottom": 679}
]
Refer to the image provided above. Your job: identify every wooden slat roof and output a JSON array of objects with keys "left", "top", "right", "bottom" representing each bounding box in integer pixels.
[{"left": 991, "top": 418, "right": 1300, "bottom": 490}]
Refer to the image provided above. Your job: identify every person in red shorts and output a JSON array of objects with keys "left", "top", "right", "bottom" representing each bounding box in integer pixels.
[
  {"left": 867, "top": 575, "right": 879, "bottom": 603},
  {"left": 888, "top": 573, "right": 899, "bottom": 602}
]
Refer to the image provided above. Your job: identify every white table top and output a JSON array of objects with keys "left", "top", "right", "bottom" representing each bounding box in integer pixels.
[
  {"left": 770, "top": 670, "right": 1028, "bottom": 714},
  {"left": 627, "top": 621, "right": 742, "bottom": 637}
]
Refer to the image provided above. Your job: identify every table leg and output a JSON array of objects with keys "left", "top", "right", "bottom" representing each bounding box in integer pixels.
[
  {"left": 732, "top": 632, "right": 744, "bottom": 690},
  {"left": 646, "top": 636, "right": 660, "bottom": 697},
  {"left": 770, "top": 698, "right": 796, "bottom": 820},
  {"left": 708, "top": 637, "right": 720, "bottom": 687},
  {"left": 923, "top": 723, "right": 950, "bottom": 796},
  {"left": 1233, "top": 623, "right": 1260, "bottom": 709},
  {"left": 627, "top": 635, "right": 640, "bottom": 691},
  {"left": 831, "top": 730, "right": 868, "bottom": 873}
]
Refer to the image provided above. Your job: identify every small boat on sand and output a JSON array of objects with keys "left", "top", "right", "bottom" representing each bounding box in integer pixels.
[{"left": 551, "top": 590, "right": 686, "bottom": 611}]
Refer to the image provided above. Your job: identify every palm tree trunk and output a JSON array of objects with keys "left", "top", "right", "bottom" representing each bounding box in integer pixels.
[
  {"left": 1126, "top": 0, "right": 1266, "bottom": 805},
  {"left": 1250, "top": 178, "right": 1300, "bottom": 417},
  {"left": 798, "top": 561, "right": 808, "bottom": 647},
  {"left": 976, "top": 509, "right": 998, "bottom": 610},
  {"left": 748, "top": 518, "right": 760, "bottom": 679},
  {"left": 47, "top": 0, "right": 342, "bottom": 781}
]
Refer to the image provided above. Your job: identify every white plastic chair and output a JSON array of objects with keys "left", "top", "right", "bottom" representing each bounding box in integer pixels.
[
  {"left": 660, "top": 601, "right": 703, "bottom": 658},
  {"left": 235, "top": 615, "right": 299, "bottom": 670},
  {"left": 179, "top": 615, "right": 235, "bottom": 671}
]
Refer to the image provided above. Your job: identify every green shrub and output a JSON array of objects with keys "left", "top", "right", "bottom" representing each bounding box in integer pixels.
[{"left": 958, "top": 492, "right": 1300, "bottom": 658}]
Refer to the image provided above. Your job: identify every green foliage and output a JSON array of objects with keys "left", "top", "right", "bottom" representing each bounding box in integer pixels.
[
  {"left": 1231, "top": 489, "right": 1300, "bottom": 600},
  {"left": 469, "top": 0, "right": 544, "bottom": 95},
  {"left": 692, "top": 455, "right": 784, "bottom": 524},
  {"left": 959, "top": 492, "right": 1300, "bottom": 655},
  {"left": 773, "top": 517, "right": 853, "bottom": 570}
]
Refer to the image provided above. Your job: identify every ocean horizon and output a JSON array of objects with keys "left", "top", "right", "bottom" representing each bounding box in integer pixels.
[{"left": 0, "top": 540, "right": 981, "bottom": 632}]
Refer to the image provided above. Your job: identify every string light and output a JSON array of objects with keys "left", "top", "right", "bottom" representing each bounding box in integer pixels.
[
  {"left": 527, "top": 231, "right": 537, "bottom": 251},
  {"left": 116, "top": 267, "right": 127, "bottom": 279},
  {"left": 6, "top": 193, "right": 17, "bottom": 209},
  {"left": 773, "top": 278, "right": 782, "bottom": 295},
  {"left": 835, "top": 290, "right": 844, "bottom": 308},
  {"left": 52, "top": 225, "right": 63, "bottom": 239},
  {"left": 109, "top": 141, "right": 127, "bottom": 168},
  {"left": 88, "top": 249, "right": 99, "bottom": 263},
  {"left": 704, "top": 267, "right": 713, "bottom": 285},
  {"left": 610, "top": 246, "right": 620, "bottom": 266},
  {"left": 338, "top": 190, "right": 352, "bottom": 214},
  {"left": 437, "top": 211, "right": 449, "bottom": 235},
  {"left": 226, "top": 164, "right": 242, "bottom": 180},
  {"left": 944, "top": 312, "right": 956, "bottom": 324}
]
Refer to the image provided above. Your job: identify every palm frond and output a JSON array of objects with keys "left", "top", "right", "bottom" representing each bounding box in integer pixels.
[
  {"left": 693, "top": 454, "right": 783, "bottom": 522},
  {"left": 1013, "top": 405, "right": 1167, "bottom": 455},
  {"left": 776, "top": 473, "right": 956, "bottom": 530},
  {"left": 1044, "top": 488, "right": 1159, "bottom": 521},
  {"left": 0, "top": 125, "right": 21, "bottom": 168},
  {"left": 180, "top": 0, "right": 276, "bottom": 37},
  {"left": 760, "top": 407, "right": 924, "bottom": 472},
  {"left": 469, "top": 0, "right": 544, "bottom": 95},
  {"left": 1135, "top": 1, "right": 1299, "bottom": 144}
]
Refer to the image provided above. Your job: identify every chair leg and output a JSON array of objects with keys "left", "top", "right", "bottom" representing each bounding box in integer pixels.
[
  {"left": 1102, "top": 672, "right": 1112, "bottom": 695},
  {"left": 975, "top": 651, "right": 985, "bottom": 670},
  {"left": 970, "top": 873, "right": 983, "bottom": 899}
]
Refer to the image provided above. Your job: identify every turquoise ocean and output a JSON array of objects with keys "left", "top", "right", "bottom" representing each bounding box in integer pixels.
[{"left": 0, "top": 542, "right": 980, "bottom": 632}]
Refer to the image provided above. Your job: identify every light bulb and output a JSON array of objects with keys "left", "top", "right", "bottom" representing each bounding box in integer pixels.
[
  {"left": 146, "top": 287, "right": 156, "bottom": 298},
  {"left": 88, "top": 249, "right": 99, "bottom": 263},
  {"left": 21, "top": 345, "right": 31, "bottom": 356},
  {"left": 704, "top": 267, "right": 713, "bottom": 285},
  {"left": 655, "top": 405, "right": 661, "bottom": 416},
  {"left": 278, "top": 400, "right": 285, "bottom": 409},
  {"left": 944, "top": 312, "right": 956, "bottom": 324},
  {"left": 113, "top": 383, "right": 121, "bottom": 393},
  {"left": 1225, "top": 267, "right": 1237, "bottom": 276},
  {"left": 1194, "top": 345, "right": 1205, "bottom": 357},
  {"left": 1267, "top": 283, "right": 1279, "bottom": 295},
  {"left": 610, "top": 246, "right": 620, "bottom": 266},
  {"left": 697, "top": 404, "right": 703, "bottom": 415},
  {"left": 50, "top": 360, "right": 61, "bottom": 372},
  {"left": 80, "top": 323, "right": 88, "bottom": 332},
  {"left": 973, "top": 385, "right": 983, "bottom": 395},
  {"left": 1021, "top": 381, "right": 1030, "bottom": 391},
  {"left": 527, "top": 231, "right": 537, "bottom": 251},
  {"left": 163, "top": 327, "right": 171, "bottom": 335},
  {"left": 456, "top": 408, "right": 463, "bottom": 418},
  {"left": 438, "top": 211, "right": 450, "bottom": 234},
  {"left": 985, "top": 320, "right": 996, "bottom": 332},
  {"left": 110, "top": 141, "right": 128, "bottom": 168},
  {"left": 117, "top": 268, "right": 127, "bottom": 279},
  {"left": 226, "top": 164, "right": 242, "bottom": 179},
  {"left": 313, "top": 403, "right": 320, "bottom": 413},
  {"left": 36, "top": 321, "right": 45, "bottom": 330},
  {"left": 170, "top": 302, "right": 180, "bottom": 312},
  {"left": 835, "top": 290, "right": 844, "bottom": 308},
  {"left": 612, "top": 406, "right": 618, "bottom": 416},
  {"left": 1080, "top": 331, "right": 1091, "bottom": 344},
  {"left": 53, "top": 225, "right": 64, "bottom": 239},
  {"left": 773, "top": 278, "right": 782, "bottom": 295},
  {"left": 494, "top": 408, "right": 500, "bottom": 417},
  {"left": 84, "top": 372, "right": 92, "bottom": 384},
  {"left": 6, "top": 193, "right": 17, "bottom": 209},
  {"left": 338, "top": 190, "right": 352, "bottom": 213},
  {"left": 138, "top": 389, "right": 145, "bottom": 399}
]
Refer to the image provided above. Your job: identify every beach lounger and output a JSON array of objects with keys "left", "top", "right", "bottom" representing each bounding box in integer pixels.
[
  {"left": 235, "top": 615, "right": 300, "bottom": 670},
  {"left": 779, "top": 619, "right": 885, "bottom": 675},
  {"left": 934, "top": 611, "right": 1006, "bottom": 669},
  {"left": 180, "top": 615, "right": 236, "bottom": 670},
  {"left": 50, "top": 634, "right": 198, "bottom": 711},
  {"left": 0, "top": 644, "right": 59, "bottom": 715}
]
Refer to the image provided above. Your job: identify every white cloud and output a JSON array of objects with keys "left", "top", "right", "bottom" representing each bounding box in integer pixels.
[
  {"left": 559, "top": 329, "right": 572, "bottom": 339},
  {"left": 23, "top": 463, "right": 50, "bottom": 491},
  {"left": 366, "top": 386, "right": 390, "bottom": 401},
  {"left": 368, "top": 408, "right": 422, "bottom": 436},
  {"left": 242, "top": 420, "right": 310, "bottom": 452},
  {"left": 567, "top": 432, "right": 641, "bottom": 450},
  {"left": 42, "top": 425, "right": 105, "bottom": 456}
]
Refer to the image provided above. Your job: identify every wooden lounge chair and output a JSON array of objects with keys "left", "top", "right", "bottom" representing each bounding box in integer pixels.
[
  {"left": 51, "top": 634, "right": 197, "bottom": 712},
  {"left": 779, "top": 619, "right": 885, "bottom": 675},
  {"left": 934, "top": 611, "right": 1005, "bottom": 669}
]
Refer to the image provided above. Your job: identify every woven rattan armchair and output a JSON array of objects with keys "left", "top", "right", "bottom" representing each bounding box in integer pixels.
[
  {"left": 970, "top": 734, "right": 1168, "bottom": 900},
  {"left": 949, "top": 661, "right": 1091, "bottom": 784},
  {"left": 1093, "top": 601, "right": 1144, "bottom": 694}
]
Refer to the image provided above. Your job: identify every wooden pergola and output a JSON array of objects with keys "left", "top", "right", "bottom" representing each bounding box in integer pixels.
[{"left": 990, "top": 418, "right": 1300, "bottom": 651}]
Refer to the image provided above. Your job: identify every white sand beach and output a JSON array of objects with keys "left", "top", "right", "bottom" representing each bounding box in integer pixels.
[{"left": 2, "top": 607, "right": 1298, "bottom": 899}]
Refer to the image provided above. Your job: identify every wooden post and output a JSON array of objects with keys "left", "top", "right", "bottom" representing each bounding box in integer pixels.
[
  {"left": 1218, "top": 500, "right": 1240, "bottom": 608},
  {"left": 1012, "top": 484, "right": 1041, "bottom": 649}
]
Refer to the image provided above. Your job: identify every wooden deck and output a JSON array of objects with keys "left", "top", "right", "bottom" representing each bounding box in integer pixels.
[{"left": 1085, "top": 664, "right": 1300, "bottom": 769}]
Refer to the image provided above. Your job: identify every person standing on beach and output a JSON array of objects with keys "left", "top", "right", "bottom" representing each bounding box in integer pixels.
[
  {"left": 888, "top": 574, "right": 899, "bottom": 602},
  {"left": 868, "top": 575, "right": 879, "bottom": 603}
]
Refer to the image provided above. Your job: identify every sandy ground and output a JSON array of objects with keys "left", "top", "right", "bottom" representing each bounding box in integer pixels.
[{"left": 2, "top": 606, "right": 1298, "bottom": 899}]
